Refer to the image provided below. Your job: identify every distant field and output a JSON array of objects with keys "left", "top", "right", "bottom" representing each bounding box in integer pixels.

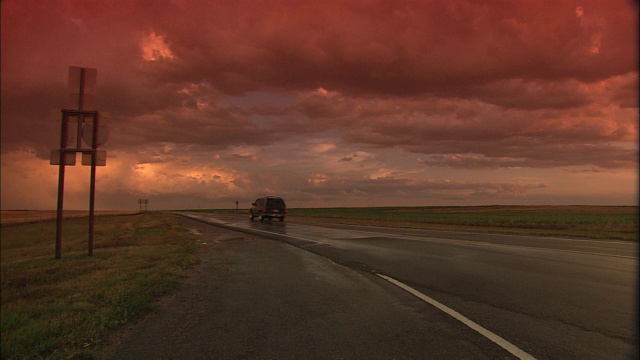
[
  {"left": 208, "top": 205, "right": 638, "bottom": 241},
  {"left": 4, "top": 206, "right": 637, "bottom": 241},
  {"left": 1, "top": 211, "right": 136, "bottom": 225}
]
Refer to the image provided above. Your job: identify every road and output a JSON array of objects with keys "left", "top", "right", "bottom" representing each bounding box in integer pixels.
[{"left": 176, "top": 212, "right": 638, "bottom": 360}]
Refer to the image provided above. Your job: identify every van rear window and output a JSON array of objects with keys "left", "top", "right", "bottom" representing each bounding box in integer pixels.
[{"left": 267, "top": 198, "right": 285, "bottom": 208}]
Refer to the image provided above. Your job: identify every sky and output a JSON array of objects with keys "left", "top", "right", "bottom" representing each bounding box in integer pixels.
[{"left": 1, "top": 0, "right": 638, "bottom": 211}]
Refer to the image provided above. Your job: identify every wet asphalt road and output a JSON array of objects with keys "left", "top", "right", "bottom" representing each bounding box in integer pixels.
[{"left": 107, "top": 213, "right": 637, "bottom": 359}]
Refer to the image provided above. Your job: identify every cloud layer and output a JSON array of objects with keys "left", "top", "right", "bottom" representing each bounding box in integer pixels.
[{"left": 1, "top": 0, "right": 638, "bottom": 210}]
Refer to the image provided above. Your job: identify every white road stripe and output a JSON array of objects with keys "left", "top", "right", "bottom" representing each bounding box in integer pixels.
[
  {"left": 377, "top": 274, "right": 537, "bottom": 360},
  {"left": 184, "top": 212, "right": 537, "bottom": 359}
]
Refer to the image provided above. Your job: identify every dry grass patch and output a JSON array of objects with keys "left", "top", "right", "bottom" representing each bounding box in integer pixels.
[{"left": 1, "top": 212, "right": 198, "bottom": 360}]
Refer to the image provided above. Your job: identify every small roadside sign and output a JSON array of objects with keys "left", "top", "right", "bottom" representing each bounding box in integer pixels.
[
  {"left": 50, "top": 150, "right": 76, "bottom": 165},
  {"left": 82, "top": 123, "right": 109, "bottom": 148},
  {"left": 82, "top": 151, "right": 107, "bottom": 166},
  {"left": 52, "top": 110, "right": 80, "bottom": 123}
]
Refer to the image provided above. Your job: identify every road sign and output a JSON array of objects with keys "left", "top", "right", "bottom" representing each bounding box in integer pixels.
[
  {"left": 81, "top": 151, "right": 107, "bottom": 166},
  {"left": 52, "top": 110, "right": 80, "bottom": 123},
  {"left": 54, "top": 66, "right": 104, "bottom": 259},
  {"left": 50, "top": 150, "right": 76, "bottom": 165},
  {"left": 82, "top": 123, "right": 109, "bottom": 148}
]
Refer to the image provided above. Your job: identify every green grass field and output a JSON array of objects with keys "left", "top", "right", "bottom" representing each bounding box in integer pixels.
[
  {"left": 1, "top": 212, "right": 198, "bottom": 360},
  {"left": 212, "top": 205, "right": 638, "bottom": 241}
]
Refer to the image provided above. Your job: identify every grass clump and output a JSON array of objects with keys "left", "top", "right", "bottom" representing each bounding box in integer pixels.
[{"left": 1, "top": 212, "right": 198, "bottom": 359}]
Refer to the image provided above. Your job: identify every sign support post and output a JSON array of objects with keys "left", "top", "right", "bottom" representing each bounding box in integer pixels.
[
  {"left": 88, "top": 104, "right": 98, "bottom": 256},
  {"left": 55, "top": 112, "right": 69, "bottom": 259},
  {"left": 53, "top": 66, "right": 107, "bottom": 259}
]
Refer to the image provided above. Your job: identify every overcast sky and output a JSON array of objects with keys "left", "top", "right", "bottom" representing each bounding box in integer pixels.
[{"left": 1, "top": 0, "right": 638, "bottom": 210}]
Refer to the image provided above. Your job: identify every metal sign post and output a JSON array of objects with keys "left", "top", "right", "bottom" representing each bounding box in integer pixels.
[
  {"left": 52, "top": 66, "right": 107, "bottom": 259},
  {"left": 138, "top": 199, "right": 148, "bottom": 212},
  {"left": 55, "top": 112, "right": 69, "bottom": 259}
]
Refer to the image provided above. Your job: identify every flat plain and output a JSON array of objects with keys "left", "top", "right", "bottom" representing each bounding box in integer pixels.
[
  {"left": 1, "top": 206, "right": 637, "bottom": 359},
  {"left": 212, "top": 205, "right": 639, "bottom": 241},
  {"left": 0, "top": 210, "right": 135, "bottom": 225}
]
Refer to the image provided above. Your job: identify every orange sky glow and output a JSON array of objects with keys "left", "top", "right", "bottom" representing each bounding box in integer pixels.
[{"left": 1, "top": 0, "right": 638, "bottom": 210}]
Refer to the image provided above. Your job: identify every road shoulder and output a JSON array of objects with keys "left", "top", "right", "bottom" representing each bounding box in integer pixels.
[{"left": 104, "top": 217, "right": 512, "bottom": 359}]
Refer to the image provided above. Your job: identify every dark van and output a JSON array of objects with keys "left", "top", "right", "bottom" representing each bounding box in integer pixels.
[{"left": 249, "top": 196, "right": 287, "bottom": 222}]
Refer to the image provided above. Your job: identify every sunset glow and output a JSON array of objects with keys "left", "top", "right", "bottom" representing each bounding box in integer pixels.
[
  {"left": 1, "top": 0, "right": 637, "bottom": 210},
  {"left": 141, "top": 32, "right": 175, "bottom": 62}
]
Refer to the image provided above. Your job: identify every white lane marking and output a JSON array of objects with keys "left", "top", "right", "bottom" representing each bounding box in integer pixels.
[
  {"left": 377, "top": 274, "right": 537, "bottom": 360},
  {"left": 184, "top": 212, "right": 537, "bottom": 358}
]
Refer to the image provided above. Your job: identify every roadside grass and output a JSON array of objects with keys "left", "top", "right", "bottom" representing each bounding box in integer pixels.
[
  {"left": 1, "top": 212, "right": 197, "bottom": 360},
  {"left": 208, "top": 205, "right": 638, "bottom": 241}
]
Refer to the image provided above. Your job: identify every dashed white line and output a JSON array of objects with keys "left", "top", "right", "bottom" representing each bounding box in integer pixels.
[{"left": 377, "top": 274, "right": 537, "bottom": 360}]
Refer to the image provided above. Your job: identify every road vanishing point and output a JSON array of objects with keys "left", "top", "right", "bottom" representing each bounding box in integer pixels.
[{"left": 106, "top": 212, "right": 638, "bottom": 360}]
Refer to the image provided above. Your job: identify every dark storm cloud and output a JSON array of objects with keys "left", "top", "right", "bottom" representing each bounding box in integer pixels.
[{"left": 1, "top": 0, "right": 637, "bottom": 209}]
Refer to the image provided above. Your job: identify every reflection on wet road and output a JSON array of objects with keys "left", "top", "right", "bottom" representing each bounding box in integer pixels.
[
  {"left": 183, "top": 212, "right": 637, "bottom": 259},
  {"left": 178, "top": 212, "right": 638, "bottom": 360}
]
